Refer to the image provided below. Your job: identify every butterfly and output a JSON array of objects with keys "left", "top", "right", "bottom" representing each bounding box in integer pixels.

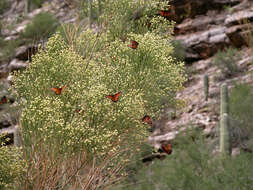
[
  {"left": 0, "top": 96, "right": 7, "bottom": 104},
  {"left": 50, "top": 85, "right": 66, "bottom": 95},
  {"left": 128, "top": 40, "right": 139, "bottom": 49},
  {"left": 158, "top": 143, "right": 172, "bottom": 155},
  {"left": 105, "top": 92, "right": 122, "bottom": 102},
  {"left": 141, "top": 115, "right": 152, "bottom": 125},
  {"left": 159, "top": 10, "right": 171, "bottom": 17}
]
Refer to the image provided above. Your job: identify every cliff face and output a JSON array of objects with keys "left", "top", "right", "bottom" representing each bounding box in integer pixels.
[
  {"left": 1, "top": 0, "right": 253, "bottom": 150},
  {"left": 149, "top": 0, "right": 253, "bottom": 151}
]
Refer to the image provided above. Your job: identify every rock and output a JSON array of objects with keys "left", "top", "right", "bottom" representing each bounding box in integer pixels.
[
  {"left": 225, "top": 9, "right": 253, "bottom": 26},
  {"left": 15, "top": 45, "right": 38, "bottom": 61},
  {"left": 176, "top": 26, "right": 230, "bottom": 61},
  {"left": 0, "top": 119, "right": 11, "bottom": 130},
  {"left": 0, "top": 63, "right": 9, "bottom": 79},
  {"left": 167, "top": 0, "right": 241, "bottom": 23},
  {"left": 8, "top": 59, "right": 27, "bottom": 72},
  {"left": 225, "top": 23, "right": 253, "bottom": 47}
]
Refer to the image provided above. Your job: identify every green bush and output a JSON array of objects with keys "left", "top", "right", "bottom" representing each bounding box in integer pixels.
[
  {"left": 30, "top": 0, "right": 46, "bottom": 8},
  {"left": 213, "top": 47, "right": 241, "bottom": 78},
  {"left": 0, "top": 39, "right": 22, "bottom": 61},
  {"left": 0, "top": 0, "right": 9, "bottom": 15},
  {"left": 0, "top": 145, "right": 26, "bottom": 190},
  {"left": 79, "top": 0, "right": 173, "bottom": 39},
  {"left": 170, "top": 39, "right": 186, "bottom": 62},
  {"left": 229, "top": 83, "right": 253, "bottom": 150},
  {"left": 20, "top": 12, "right": 59, "bottom": 42},
  {"left": 14, "top": 30, "right": 186, "bottom": 157},
  {"left": 114, "top": 129, "right": 253, "bottom": 190}
]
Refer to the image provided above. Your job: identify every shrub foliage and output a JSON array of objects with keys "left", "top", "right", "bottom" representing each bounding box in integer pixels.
[{"left": 20, "top": 12, "right": 59, "bottom": 42}]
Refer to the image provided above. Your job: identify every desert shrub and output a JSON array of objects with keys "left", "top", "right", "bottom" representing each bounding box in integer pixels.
[
  {"left": 13, "top": 30, "right": 185, "bottom": 188},
  {"left": 0, "top": 0, "right": 9, "bottom": 15},
  {"left": 14, "top": 31, "right": 185, "bottom": 157},
  {"left": 0, "top": 39, "right": 22, "bottom": 61},
  {"left": 30, "top": 0, "right": 46, "bottom": 8},
  {"left": 79, "top": 0, "right": 173, "bottom": 39},
  {"left": 114, "top": 128, "right": 253, "bottom": 190},
  {"left": 229, "top": 83, "right": 253, "bottom": 149},
  {"left": 0, "top": 143, "right": 26, "bottom": 190},
  {"left": 20, "top": 12, "right": 59, "bottom": 42},
  {"left": 170, "top": 39, "right": 186, "bottom": 61},
  {"left": 213, "top": 47, "right": 241, "bottom": 78}
]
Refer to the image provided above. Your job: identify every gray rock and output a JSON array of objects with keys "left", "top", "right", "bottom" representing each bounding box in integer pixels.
[{"left": 8, "top": 59, "right": 27, "bottom": 72}]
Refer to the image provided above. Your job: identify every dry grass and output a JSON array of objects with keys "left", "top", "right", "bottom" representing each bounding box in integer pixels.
[{"left": 17, "top": 136, "right": 129, "bottom": 190}]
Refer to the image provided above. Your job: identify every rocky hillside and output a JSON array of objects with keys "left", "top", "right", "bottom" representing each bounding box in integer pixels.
[
  {"left": 1, "top": 0, "right": 253, "bottom": 154},
  {"left": 148, "top": 0, "right": 253, "bottom": 153}
]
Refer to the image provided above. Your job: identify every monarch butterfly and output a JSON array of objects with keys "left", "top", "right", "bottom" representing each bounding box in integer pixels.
[
  {"left": 128, "top": 40, "right": 139, "bottom": 49},
  {"left": 106, "top": 92, "right": 122, "bottom": 102},
  {"left": 142, "top": 115, "right": 152, "bottom": 125},
  {"left": 50, "top": 85, "right": 66, "bottom": 95},
  {"left": 0, "top": 96, "right": 7, "bottom": 104},
  {"left": 159, "top": 10, "right": 171, "bottom": 17},
  {"left": 159, "top": 143, "right": 172, "bottom": 155}
]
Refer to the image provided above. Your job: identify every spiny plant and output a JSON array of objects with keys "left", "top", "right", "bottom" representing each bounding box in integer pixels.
[
  {"left": 220, "top": 83, "right": 231, "bottom": 156},
  {"left": 203, "top": 74, "right": 209, "bottom": 101}
]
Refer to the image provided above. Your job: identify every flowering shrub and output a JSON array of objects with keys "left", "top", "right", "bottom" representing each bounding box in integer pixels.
[
  {"left": 12, "top": 1, "right": 186, "bottom": 188},
  {"left": 79, "top": 0, "right": 173, "bottom": 39},
  {"left": 0, "top": 146, "right": 26, "bottom": 190},
  {"left": 14, "top": 28, "right": 186, "bottom": 160}
]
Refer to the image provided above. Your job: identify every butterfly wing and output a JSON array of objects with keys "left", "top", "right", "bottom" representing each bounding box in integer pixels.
[
  {"left": 50, "top": 85, "right": 66, "bottom": 95},
  {"left": 105, "top": 95, "right": 114, "bottom": 101},
  {"left": 142, "top": 115, "right": 152, "bottom": 125},
  {"left": 50, "top": 87, "right": 61, "bottom": 95},
  {"left": 106, "top": 92, "right": 122, "bottom": 102},
  {"left": 128, "top": 40, "right": 139, "bottom": 49},
  {"left": 0, "top": 96, "right": 7, "bottom": 104},
  {"left": 160, "top": 10, "right": 170, "bottom": 17},
  {"left": 113, "top": 92, "right": 122, "bottom": 102},
  {"left": 161, "top": 144, "right": 172, "bottom": 155}
]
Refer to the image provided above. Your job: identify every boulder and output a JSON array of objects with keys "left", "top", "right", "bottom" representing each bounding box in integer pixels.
[
  {"left": 15, "top": 45, "right": 38, "bottom": 61},
  {"left": 8, "top": 59, "right": 27, "bottom": 72}
]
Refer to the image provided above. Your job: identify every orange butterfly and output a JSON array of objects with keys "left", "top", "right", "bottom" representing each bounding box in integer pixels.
[
  {"left": 141, "top": 115, "right": 152, "bottom": 125},
  {"left": 128, "top": 40, "right": 139, "bottom": 49},
  {"left": 106, "top": 92, "right": 122, "bottom": 102},
  {"left": 0, "top": 96, "right": 7, "bottom": 104},
  {"left": 159, "top": 143, "right": 172, "bottom": 155},
  {"left": 159, "top": 10, "right": 171, "bottom": 17},
  {"left": 50, "top": 85, "right": 66, "bottom": 95}
]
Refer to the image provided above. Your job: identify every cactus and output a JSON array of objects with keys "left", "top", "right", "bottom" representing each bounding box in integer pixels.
[
  {"left": 220, "top": 83, "right": 229, "bottom": 114},
  {"left": 219, "top": 83, "right": 231, "bottom": 156},
  {"left": 14, "top": 125, "right": 22, "bottom": 147},
  {"left": 203, "top": 74, "right": 209, "bottom": 101}
]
